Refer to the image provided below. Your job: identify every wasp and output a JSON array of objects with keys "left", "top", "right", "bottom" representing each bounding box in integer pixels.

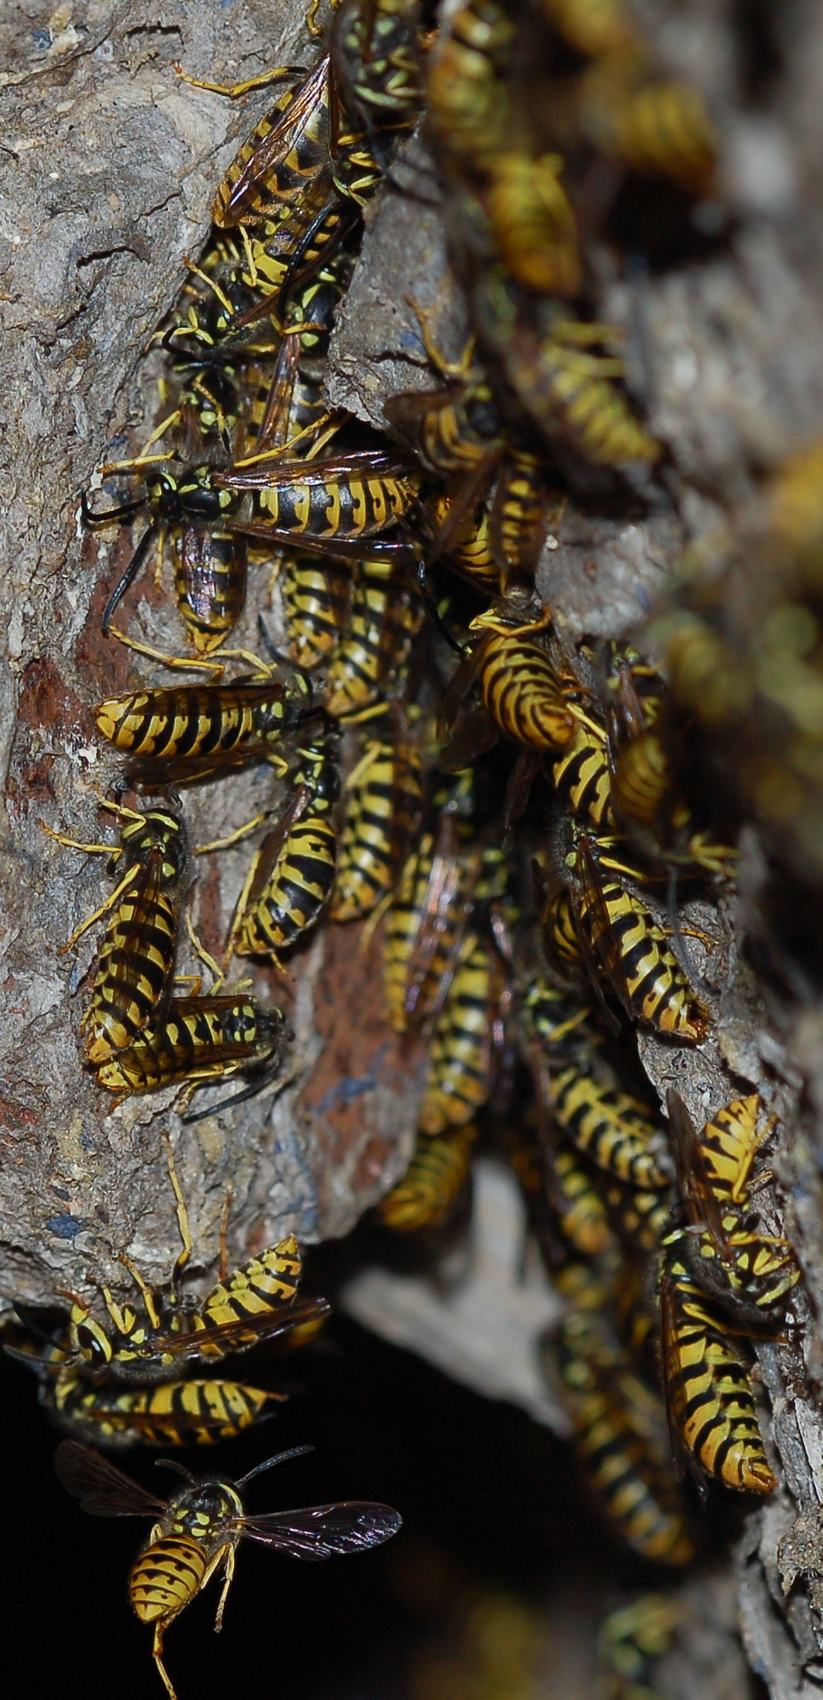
[
  {"left": 552, "top": 716, "right": 614, "bottom": 830},
  {"left": 607, "top": 650, "right": 735, "bottom": 875},
  {"left": 332, "top": 0, "right": 423, "bottom": 134},
  {"left": 426, "top": 492, "right": 500, "bottom": 591},
  {"left": 57, "top": 1440, "right": 401, "bottom": 1700},
  {"left": 94, "top": 655, "right": 314, "bottom": 786},
  {"left": 553, "top": 1263, "right": 695, "bottom": 1565},
  {"left": 579, "top": 57, "right": 717, "bottom": 198},
  {"left": 42, "top": 799, "right": 187, "bottom": 1067},
  {"left": 281, "top": 552, "right": 355, "bottom": 668},
  {"left": 323, "top": 551, "right": 423, "bottom": 718},
  {"left": 382, "top": 807, "right": 485, "bottom": 1034},
  {"left": 418, "top": 929, "right": 502, "bottom": 1135},
  {"left": 468, "top": 269, "right": 661, "bottom": 466},
  {"left": 659, "top": 1243, "right": 777, "bottom": 1495},
  {"left": 377, "top": 1125, "right": 476, "bottom": 1233},
  {"left": 212, "top": 448, "right": 420, "bottom": 558},
  {"left": 665, "top": 1091, "right": 800, "bottom": 1321},
  {"left": 426, "top": 0, "right": 514, "bottom": 178},
  {"left": 330, "top": 714, "right": 423, "bottom": 921},
  {"left": 12, "top": 1142, "right": 330, "bottom": 1446},
  {"left": 189, "top": 56, "right": 334, "bottom": 231},
  {"left": 539, "top": 0, "right": 638, "bottom": 59},
  {"left": 602, "top": 1174, "right": 674, "bottom": 1255},
  {"left": 92, "top": 992, "right": 285, "bottom": 1105},
  {"left": 84, "top": 460, "right": 249, "bottom": 657},
  {"left": 229, "top": 729, "right": 341, "bottom": 962},
  {"left": 445, "top": 610, "right": 576, "bottom": 754},
  {"left": 596, "top": 1594, "right": 682, "bottom": 1700},
  {"left": 565, "top": 832, "right": 710, "bottom": 1042},
  {"left": 485, "top": 149, "right": 581, "bottom": 297}
]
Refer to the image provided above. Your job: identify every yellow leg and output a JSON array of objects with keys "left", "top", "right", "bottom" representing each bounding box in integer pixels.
[
  {"left": 152, "top": 1626, "right": 178, "bottom": 1700},
  {"left": 403, "top": 295, "right": 476, "bottom": 382},
  {"left": 195, "top": 812, "right": 271, "bottom": 855},
  {"left": 172, "top": 61, "right": 301, "bottom": 99},
  {"left": 142, "top": 409, "right": 182, "bottom": 452},
  {"left": 162, "top": 1128, "right": 194, "bottom": 1292},
  {"left": 107, "top": 624, "right": 224, "bottom": 676},
  {"left": 59, "top": 863, "right": 141, "bottom": 954},
  {"left": 112, "top": 1254, "right": 163, "bottom": 1331},
  {"left": 552, "top": 318, "right": 626, "bottom": 349},
  {"left": 183, "top": 255, "right": 236, "bottom": 319},
  {"left": 100, "top": 451, "right": 173, "bottom": 475},
  {"left": 39, "top": 820, "right": 113, "bottom": 857},
  {"left": 209, "top": 1545, "right": 237, "bottom": 1632},
  {"left": 185, "top": 908, "right": 225, "bottom": 993},
  {"left": 224, "top": 846, "right": 264, "bottom": 964}
]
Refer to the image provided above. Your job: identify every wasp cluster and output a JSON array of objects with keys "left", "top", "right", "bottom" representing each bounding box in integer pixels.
[{"left": 21, "top": 0, "right": 812, "bottom": 1695}]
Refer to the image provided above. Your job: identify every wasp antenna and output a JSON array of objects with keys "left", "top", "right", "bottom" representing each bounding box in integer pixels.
[{"left": 236, "top": 1444, "right": 315, "bottom": 1488}]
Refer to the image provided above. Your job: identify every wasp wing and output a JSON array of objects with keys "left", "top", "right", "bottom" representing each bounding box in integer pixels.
[
  {"left": 55, "top": 1440, "right": 165, "bottom": 1518},
  {"left": 146, "top": 1294, "right": 332, "bottom": 1363},
  {"left": 237, "top": 1501, "right": 402, "bottom": 1558}
]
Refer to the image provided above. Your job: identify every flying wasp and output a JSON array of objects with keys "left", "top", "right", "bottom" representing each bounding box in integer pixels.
[
  {"left": 56, "top": 1440, "right": 402, "bottom": 1700},
  {"left": 41, "top": 798, "right": 187, "bottom": 1067}
]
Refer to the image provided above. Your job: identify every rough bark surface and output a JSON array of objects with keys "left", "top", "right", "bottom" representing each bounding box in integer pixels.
[{"left": 2, "top": 4, "right": 823, "bottom": 1697}]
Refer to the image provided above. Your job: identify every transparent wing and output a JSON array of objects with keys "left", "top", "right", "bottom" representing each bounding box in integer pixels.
[
  {"left": 55, "top": 1440, "right": 164, "bottom": 1518},
  {"left": 236, "top": 1501, "right": 402, "bottom": 1559},
  {"left": 148, "top": 1294, "right": 331, "bottom": 1362}
]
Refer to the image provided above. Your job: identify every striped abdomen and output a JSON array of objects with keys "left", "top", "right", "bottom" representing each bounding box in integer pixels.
[
  {"left": 549, "top": 1070, "right": 669, "bottom": 1190},
  {"left": 603, "top": 1175, "right": 673, "bottom": 1254},
  {"left": 542, "top": 886, "right": 583, "bottom": 968},
  {"left": 214, "top": 58, "right": 331, "bottom": 228},
  {"left": 427, "top": 0, "right": 514, "bottom": 173},
  {"left": 130, "top": 1534, "right": 208, "bottom": 1624},
  {"left": 333, "top": 0, "right": 422, "bottom": 127},
  {"left": 94, "top": 683, "right": 289, "bottom": 773},
  {"left": 282, "top": 554, "right": 353, "bottom": 668},
  {"left": 506, "top": 328, "right": 660, "bottom": 465},
  {"left": 331, "top": 733, "right": 422, "bottom": 921},
  {"left": 419, "top": 932, "right": 496, "bottom": 1135},
  {"left": 174, "top": 528, "right": 247, "bottom": 655},
  {"left": 94, "top": 996, "right": 280, "bottom": 1095},
  {"left": 324, "top": 557, "right": 422, "bottom": 718},
  {"left": 604, "top": 76, "right": 717, "bottom": 197},
  {"left": 53, "top": 1371, "right": 275, "bottom": 1447},
  {"left": 84, "top": 874, "right": 179, "bottom": 1066},
  {"left": 699, "top": 1094, "right": 761, "bottom": 1202},
  {"left": 577, "top": 873, "right": 708, "bottom": 1042},
  {"left": 237, "top": 815, "right": 338, "bottom": 957},
  {"left": 552, "top": 722, "right": 614, "bottom": 829},
  {"left": 557, "top": 1308, "right": 695, "bottom": 1565},
  {"left": 377, "top": 1126, "right": 476, "bottom": 1232},
  {"left": 611, "top": 726, "right": 672, "bottom": 830},
  {"left": 552, "top": 1143, "right": 615, "bottom": 1258},
  {"left": 661, "top": 1251, "right": 776, "bottom": 1494},
  {"left": 254, "top": 468, "right": 417, "bottom": 541},
  {"left": 686, "top": 1210, "right": 801, "bottom": 1316},
  {"left": 486, "top": 151, "right": 581, "bottom": 297},
  {"left": 490, "top": 449, "right": 549, "bottom": 578},
  {"left": 477, "top": 630, "right": 574, "bottom": 751},
  {"left": 430, "top": 494, "right": 500, "bottom": 590},
  {"left": 194, "top": 1234, "right": 303, "bottom": 1352}
]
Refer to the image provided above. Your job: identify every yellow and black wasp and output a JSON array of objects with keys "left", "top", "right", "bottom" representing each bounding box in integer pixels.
[
  {"left": 426, "top": 0, "right": 515, "bottom": 180},
  {"left": 659, "top": 1240, "right": 777, "bottom": 1495},
  {"left": 228, "top": 727, "right": 341, "bottom": 963},
  {"left": 323, "top": 550, "right": 423, "bottom": 718},
  {"left": 664, "top": 1090, "right": 800, "bottom": 1322},
  {"left": 57, "top": 1440, "right": 401, "bottom": 1700},
  {"left": 92, "top": 991, "right": 285, "bottom": 1107},
  {"left": 41, "top": 797, "right": 188, "bottom": 1068},
  {"left": 595, "top": 1593, "right": 682, "bottom": 1700},
  {"left": 11, "top": 1141, "right": 330, "bottom": 1448},
  {"left": 330, "top": 711, "right": 423, "bottom": 921},
  {"left": 84, "top": 460, "right": 250, "bottom": 658},
  {"left": 551, "top": 1262, "right": 695, "bottom": 1565},
  {"left": 377, "top": 1124, "right": 477, "bottom": 1233},
  {"left": 418, "top": 927, "right": 503, "bottom": 1135},
  {"left": 94, "top": 653, "right": 316, "bottom": 786},
  {"left": 563, "top": 831, "right": 710, "bottom": 1042},
  {"left": 442, "top": 608, "right": 576, "bottom": 756}
]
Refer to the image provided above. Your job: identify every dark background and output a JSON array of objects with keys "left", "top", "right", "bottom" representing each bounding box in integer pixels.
[{"left": 2, "top": 1305, "right": 655, "bottom": 1700}]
